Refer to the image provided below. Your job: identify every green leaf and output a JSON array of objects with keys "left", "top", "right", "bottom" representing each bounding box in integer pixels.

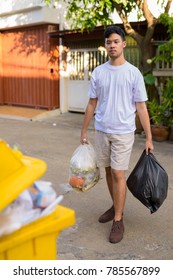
[{"left": 144, "top": 73, "right": 155, "bottom": 85}]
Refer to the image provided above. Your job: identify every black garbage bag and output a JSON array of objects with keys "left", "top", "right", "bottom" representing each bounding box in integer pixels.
[{"left": 127, "top": 150, "right": 168, "bottom": 213}]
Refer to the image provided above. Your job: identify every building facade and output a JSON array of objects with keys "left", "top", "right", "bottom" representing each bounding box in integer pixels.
[
  {"left": 0, "top": 0, "right": 61, "bottom": 110},
  {"left": 0, "top": 1, "right": 172, "bottom": 112}
]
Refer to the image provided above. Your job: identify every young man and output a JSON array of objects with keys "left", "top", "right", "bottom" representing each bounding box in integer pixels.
[{"left": 81, "top": 26, "right": 154, "bottom": 243}]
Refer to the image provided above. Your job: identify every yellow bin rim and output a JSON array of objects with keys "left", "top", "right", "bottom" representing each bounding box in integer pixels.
[{"left": 0, "top": 140, "right": 47, "bottom": 211}]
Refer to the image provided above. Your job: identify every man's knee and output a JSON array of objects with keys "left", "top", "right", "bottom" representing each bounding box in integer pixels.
[{"left": 111, "top": 169, "right": 125, "bottom": 181}]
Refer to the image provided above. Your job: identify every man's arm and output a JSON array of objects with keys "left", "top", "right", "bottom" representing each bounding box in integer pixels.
[
  {"left": 81, "top": 98, "right": 97, "bottom": 144},
  {"left": 136, "top": 101, "right": 154, "bottom": 154}
]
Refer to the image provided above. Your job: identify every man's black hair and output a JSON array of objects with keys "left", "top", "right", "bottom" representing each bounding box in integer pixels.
[{"left": 104, "top": 26, "right": 125, "bottom": 41}]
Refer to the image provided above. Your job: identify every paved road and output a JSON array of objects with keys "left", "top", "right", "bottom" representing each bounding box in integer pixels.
[{"left": 0, "top": 112, "right": 173, "bottom": 260}]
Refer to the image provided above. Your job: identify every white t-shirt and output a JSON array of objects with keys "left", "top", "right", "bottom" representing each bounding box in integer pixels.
[{"left": 88, "top": 61, "right": 148, "bottom": 134}]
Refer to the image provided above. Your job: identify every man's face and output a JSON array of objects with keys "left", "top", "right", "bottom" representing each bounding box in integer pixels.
[{"left": 105, "top": 33, "right": 126, "bottom": 59}]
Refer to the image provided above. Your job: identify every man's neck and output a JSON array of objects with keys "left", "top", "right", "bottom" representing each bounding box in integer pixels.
[{"left": 109, "top": 57, "right": 126, "bottom": 66}]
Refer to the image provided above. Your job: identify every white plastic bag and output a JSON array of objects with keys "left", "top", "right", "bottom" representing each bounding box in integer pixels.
[
  {"left": 69, "top": 143, "right": 100, "bottom": 191},
  {"left": 70, "top": 143, "right": 97, "bottom": 172},
  {"left": 0, "top": 194, "right": 41, "bottom": 237}
]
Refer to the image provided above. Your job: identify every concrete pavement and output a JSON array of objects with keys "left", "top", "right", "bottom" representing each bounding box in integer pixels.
[{"left": 0, "top": 111, "right": 173, "bottom": 260}]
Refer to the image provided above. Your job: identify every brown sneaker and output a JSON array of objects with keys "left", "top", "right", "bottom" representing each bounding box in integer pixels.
[
  {"left": 109, "top": 219, "right": 124, "bottom": 243},
  {"left": 98, "top": 205, "right": 115, "bottom": 223}
]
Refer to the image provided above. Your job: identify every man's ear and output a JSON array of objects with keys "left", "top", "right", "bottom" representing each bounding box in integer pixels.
[{"left": 123, "top": 41, "right": 126, "bottom": 48}]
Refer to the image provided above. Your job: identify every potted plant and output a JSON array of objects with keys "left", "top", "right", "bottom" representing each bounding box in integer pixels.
[
  {"left": 147, "top": 99, "right": 170, "bottom": 141},
  {"left": 148, "top": 78, "right": 173, "bottom": 141},
  {"left": 148, "top": 14, "right": 173, "bottom": 141}
]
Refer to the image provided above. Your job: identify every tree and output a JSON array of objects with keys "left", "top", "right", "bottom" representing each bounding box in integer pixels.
[
  {"left": 154, "top": 13, "right": 173, "bottom": 63},
  {"left": 45, "top": 0, "right": 173, "bottom": 73}
]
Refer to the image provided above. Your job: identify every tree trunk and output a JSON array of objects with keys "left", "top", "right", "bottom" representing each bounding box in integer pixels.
[{"left": 140, "top": 39, "right": 153, "bottom": 73}]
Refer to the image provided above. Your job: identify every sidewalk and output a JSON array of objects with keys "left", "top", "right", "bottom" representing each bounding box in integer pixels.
[
  {"left": 0, "top": 105, "right": 60, "bottom": 121},
  {"left": 0, "top": 110, "right": 173, "bottom": 260},
  {"left": 0, "top": 105, "right": 47, "bottom": 118}
]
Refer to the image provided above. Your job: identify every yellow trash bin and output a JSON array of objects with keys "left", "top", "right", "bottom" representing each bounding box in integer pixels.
[{"left": 0, "top": 140, "right": 75, "bottom": 260}]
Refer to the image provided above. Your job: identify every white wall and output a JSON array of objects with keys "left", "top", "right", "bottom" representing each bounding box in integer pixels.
[
  {"left": 0, "top": 0, "right": 44, "bottom": 14},
  {"left": 0, "top": 0, "right": 61, "bottom": 29}
]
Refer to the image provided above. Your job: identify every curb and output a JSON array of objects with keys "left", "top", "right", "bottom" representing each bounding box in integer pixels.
[{"left": 31, "top": 109, "right": 61, "bottom": 121}]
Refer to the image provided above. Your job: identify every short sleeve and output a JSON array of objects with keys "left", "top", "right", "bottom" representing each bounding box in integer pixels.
[
  {"left": 88, "top": 71, "right": 97, "bottom": 98},
  {"left": 133, "top": 70, "right": 148, "bottom": 102}
]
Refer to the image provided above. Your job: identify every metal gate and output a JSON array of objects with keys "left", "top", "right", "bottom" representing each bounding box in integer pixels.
[
  {"left": 67, "top": 42, "right": 140, "bottom": 112},
  {"left": 0, "top": 25, "right": 59, "bottom": 109},
  {"left": 67, "top": 48, "right": 108, "bottom": 112}
]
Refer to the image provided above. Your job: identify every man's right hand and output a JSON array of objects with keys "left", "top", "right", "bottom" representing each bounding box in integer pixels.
[{"left": 80, "top": 132, "right": 89, "bottom": 144}]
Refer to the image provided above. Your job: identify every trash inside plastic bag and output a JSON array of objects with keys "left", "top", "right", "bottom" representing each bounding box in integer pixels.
[
  {"left": 69, "top": 143, "right": 100, "bottom": 192},
  {"left": 127, "top": 150, "right": 168, "bottom": 213},
  {"left": 0, "top": 181, "right": 63, "bottom": 237}
]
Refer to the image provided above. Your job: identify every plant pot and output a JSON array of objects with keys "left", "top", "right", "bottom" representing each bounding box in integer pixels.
[{"left": 151, "top": 125, "right": 170, "bottom": 142}]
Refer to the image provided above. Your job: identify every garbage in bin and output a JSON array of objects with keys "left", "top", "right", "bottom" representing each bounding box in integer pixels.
[
  {"left": 0, "top": 140, "right": 75, "bottom": 260},
  {"left": 0, "top": 182, "right": 64, "bottom": 237},
  {"left": 31, "top": 180, "right": 57, "bottom": 208}
]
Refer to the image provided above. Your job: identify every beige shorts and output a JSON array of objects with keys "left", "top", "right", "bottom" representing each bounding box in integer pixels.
[{"left": 94, "top": 130, "right": 134, "bottom": 170}]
